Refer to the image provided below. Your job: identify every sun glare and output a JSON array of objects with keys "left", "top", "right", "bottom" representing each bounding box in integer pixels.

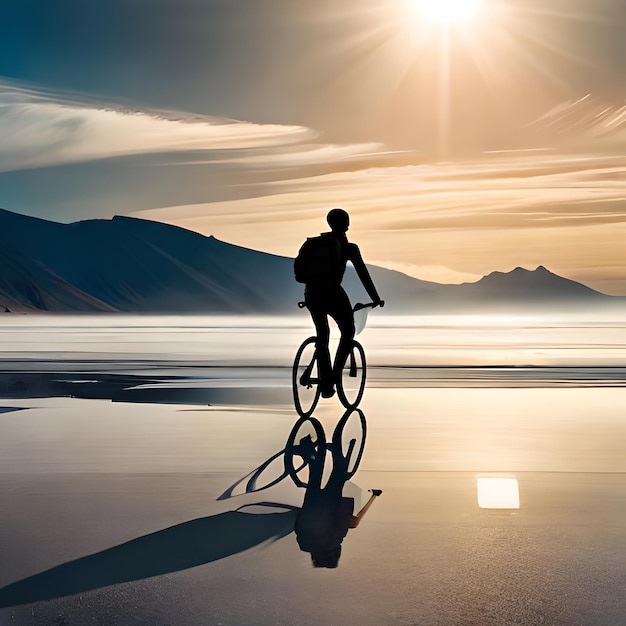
[{"left": 416, "top": 0, "right": 483, "bottom": 23}]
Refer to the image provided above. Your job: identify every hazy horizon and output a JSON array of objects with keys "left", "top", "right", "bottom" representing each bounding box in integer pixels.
[{"left": 2, "top": 311, "right": 625, "bottom": 369}]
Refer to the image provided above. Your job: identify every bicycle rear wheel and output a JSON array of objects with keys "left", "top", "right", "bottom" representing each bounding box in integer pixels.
[
  {"left": 292, "top": 336, "right": 321, "bottom": 417},
  {"left": 284, "top": 416, "right": 327, "bottom": 488},
  {"left": 336, "top": 340, "right": 366, "bottom": 409},
  {"left": 332, "top": 408, "right": 367, "bottom": 479}
]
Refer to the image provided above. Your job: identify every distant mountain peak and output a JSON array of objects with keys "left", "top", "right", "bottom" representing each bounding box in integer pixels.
[
  {"left": 488, "top": 265, "right": 552, "bottom": 278},
  {"left": 466, "top": 263, "right": 606, "bottom": 302}
]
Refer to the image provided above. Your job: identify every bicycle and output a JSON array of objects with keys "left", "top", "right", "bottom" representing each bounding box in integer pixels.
[
  {"left": 284, "top": 408, "right": 367, "bottom": 489},
  {"left": 216, "top": 407, "right": 368, "bottom": 500},
  {"left": 292, "top": 301, "right": 382, "bottom": 417}
]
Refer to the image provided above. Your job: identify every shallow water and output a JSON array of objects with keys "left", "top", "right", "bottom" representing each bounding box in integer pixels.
[
  {"left": 1, "top": 313, "right": 625, "bottom": 475},
  {"left": 1, "top": 311, "right": 625, "bottom": 364},
  {"left": 1, "top": 311, "right": 626, "bottom": 370}
]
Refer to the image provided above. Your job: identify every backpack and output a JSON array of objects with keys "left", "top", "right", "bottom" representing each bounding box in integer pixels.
[{"left": 294, "top": 233, "right": 341, "bottom": 284}]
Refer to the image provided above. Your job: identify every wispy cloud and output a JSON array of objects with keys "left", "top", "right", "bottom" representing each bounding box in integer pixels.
[
  {"left": 136, "top": 151, "right": 626, "bottom": 293},
  {"left": 0, "top": 82, "right": 399, "bottom": 178},
  {"left": 0, "top": 82, "right": 315, "bottom": 173},
  {"left": 525, "top": 94, "right": 626, "bottom": 145},
  {"left": 193, "top": 142, "right": 390, "bottom": 168},
  {"left": 145, "top": 152, "right": 626, "bottom": 229},
  {"left": 268, "top": 153, "right": 626, "bottom": 229}
]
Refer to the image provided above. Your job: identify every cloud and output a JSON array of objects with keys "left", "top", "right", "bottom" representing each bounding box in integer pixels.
[
  {"left": 241, "top": 152, "right": 626, "bottom": 230},
  {"left": 0, "top": 81, "right": 401, "bottom": 179},
  {"left": 135, "top": 151, "right": 626, "bottom": 236},
  {"left": 196, "top": 142, "right": 390, "bottom": 168},
  {"left": 525, "top": 94, "right": 626, "bottom": 145},
  {"left": 0, "top": 82, "right": 314, "bottom": 173},
  {"left": 134, "top": 150, "right": 626, "bottom": 290}
]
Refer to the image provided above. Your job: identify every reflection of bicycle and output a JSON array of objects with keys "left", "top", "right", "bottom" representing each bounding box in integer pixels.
[
  {"left": 292, "top": 302, "right": 380, "bottom": 417},
  {"left": 284, "top": 408, "right": 367, "bottom": 488}
]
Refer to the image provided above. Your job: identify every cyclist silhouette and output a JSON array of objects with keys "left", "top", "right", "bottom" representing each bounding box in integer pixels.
[{"left": 294, "top": 208, "right": 383, "bottom": 399}]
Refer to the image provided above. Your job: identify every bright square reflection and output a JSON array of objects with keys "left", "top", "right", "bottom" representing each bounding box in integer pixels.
[{"left": 477, "top": 477, "right": 520, "bottom": 509}]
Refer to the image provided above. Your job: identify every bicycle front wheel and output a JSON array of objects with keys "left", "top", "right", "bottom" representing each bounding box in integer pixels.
[
  {"left": 292, "top": 336, "right": 321, "bottom": 417},
  {"left": 336, "top": 340, "right": 366, "bottom": 409},
  {"left": 284, "top": 416, "right": 327, "bottom": 488}
]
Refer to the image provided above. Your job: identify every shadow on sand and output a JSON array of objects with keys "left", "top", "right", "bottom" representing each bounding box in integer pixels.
[
  {"left": 0, "top": 507, "right": 296, "bottom": 608},
  {"left": 0, "top": 407, "right": 377, "bottom": 605}
]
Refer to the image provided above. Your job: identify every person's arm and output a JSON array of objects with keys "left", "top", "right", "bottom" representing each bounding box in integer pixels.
[
  {"left": 347, "top": 243, "right": 383, "bottom": 305},
  {"left": 349, "top": 489, "right": 382, "bottom": 528}
]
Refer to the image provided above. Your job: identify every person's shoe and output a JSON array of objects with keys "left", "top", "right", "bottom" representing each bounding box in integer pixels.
[{"left": 321, "top": 384, "right": 335, "bottom": 398}]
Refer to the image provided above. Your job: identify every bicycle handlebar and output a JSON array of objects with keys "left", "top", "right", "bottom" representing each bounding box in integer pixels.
[
  {"left": 298, "top": 300, "right": 385, "bottom": 311},
  {"left": 353, "top": 301, "right": 384, "bottom": 312}
]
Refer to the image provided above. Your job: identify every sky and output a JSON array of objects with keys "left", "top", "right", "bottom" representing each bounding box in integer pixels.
[{"left": 0, "top": 0, "right": 625, "bottom": 293}]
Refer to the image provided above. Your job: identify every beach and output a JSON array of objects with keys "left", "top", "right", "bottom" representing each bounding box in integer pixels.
[{"left": 1, "top": 314, "right": 626, "bottom": 625}]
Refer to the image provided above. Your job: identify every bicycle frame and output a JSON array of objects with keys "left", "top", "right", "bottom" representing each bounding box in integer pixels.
[
  {"left": 347, "top": 349, "right": 358, "bottom": 377},
  {"left": 300, "top": 346, "right": 356, "bottom": 384}
]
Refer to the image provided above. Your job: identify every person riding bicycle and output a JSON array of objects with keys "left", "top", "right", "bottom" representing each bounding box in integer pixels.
[{"left": 294, "top": 208, "right": 383, "bottom": 399}]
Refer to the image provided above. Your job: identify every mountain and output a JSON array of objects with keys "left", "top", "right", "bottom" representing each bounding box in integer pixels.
[
  {"left": 0, "top": 208, "right": 297, "bottom": 313},
  {"left": 0, "top": 208, "right": 617, "bottom": 313},
  {"left": 447, "top": 265, "right": 607, "bottom": 304}
]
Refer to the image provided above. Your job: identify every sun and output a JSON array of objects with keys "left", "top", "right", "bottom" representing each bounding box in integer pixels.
[{"left": 414, "top": 0, "right": 483, "bottom": 24}]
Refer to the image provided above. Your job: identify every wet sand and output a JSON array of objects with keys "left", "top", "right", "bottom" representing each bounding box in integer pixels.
[{"left": 1, "top": 381, "right": 626, "bottom": 625}]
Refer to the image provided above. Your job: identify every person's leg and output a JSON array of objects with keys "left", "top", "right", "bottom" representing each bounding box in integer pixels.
[
  {"left": 305, "top": 292, "right": 335, "bottom": 397},
  {"left": 328, "top": 289, "right": 355, "bottom": 384}
]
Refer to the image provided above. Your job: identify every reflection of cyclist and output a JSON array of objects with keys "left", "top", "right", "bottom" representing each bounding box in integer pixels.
[
  {"left": 295, "top": 482, "right": 356, "bottom": 568},
  {"left": 295, "top": 208, "right": 383, "bottom": 398},
  {"left": 294, "top": 438, "right": 377, "bottom": 568}
]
